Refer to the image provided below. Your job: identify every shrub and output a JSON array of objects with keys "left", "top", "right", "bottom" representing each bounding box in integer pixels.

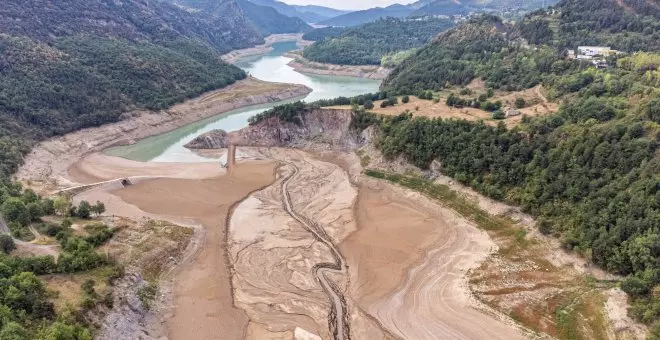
[
  {"left": 77, "top": 201, "right": 91, "bottom": 219},
  {"left": 621, "top": 276, "right": 650, "bottom": 296},
  {"left": 402, "top": 95, "right": 410, "bottom": 103},
  {"left": 0, "top": 234, "right": 16, "bottom": 254},
  {"left": 515, "top": 97, "right": 526, "bottom": 108},
  {"left": 492, "top": 110, "right": 505, "bottom": 119},
  {"left": 26, "top": 202, "right": 43, "bottom": 222},
  {"left": 1, "top": 198, "right": 29, "bottom": 226}
]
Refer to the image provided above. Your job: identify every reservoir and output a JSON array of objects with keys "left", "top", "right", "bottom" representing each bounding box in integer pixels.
[{"left": 106, "top": 41, "right": 380, "bottom": 162}]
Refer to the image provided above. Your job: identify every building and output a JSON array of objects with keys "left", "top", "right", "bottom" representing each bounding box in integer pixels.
[{"left": 577, "top": 46, "right": 614, "bottom": 57}]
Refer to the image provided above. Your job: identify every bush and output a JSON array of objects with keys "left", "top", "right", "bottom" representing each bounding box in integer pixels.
[
  {"left": 648, "top": 98, "right": 660, "bottom": 123},
  {"left": 0, "top": 234, "right": 16, "bottom": 254},
  {"left": 492, "top": 110, "right": 505, "bottom": 119},
  {"left": 1, "top": 198, "right": 29, "bottom": 226},
  {"left": 402, "top": 95, "right": 410, "bottom": 104},
  {"left": 621, "top": 276, "right": 650, "bottom": 296},
  {"left": 364, "top": 100, "right": 374, "bottom": 110},
  {"left": 77, "top": 201, "right": 91, "bottom": 219},
  {"left": 26, "top": 202, "right": 43, "bottom": 222},
  {"left": 515, "top": 97, "right": 526, "bottom": 108}
]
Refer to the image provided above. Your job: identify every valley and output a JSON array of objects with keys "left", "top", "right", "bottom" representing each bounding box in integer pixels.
[{"left": 0, "top": 0, "right": 658, "bottom": 339}]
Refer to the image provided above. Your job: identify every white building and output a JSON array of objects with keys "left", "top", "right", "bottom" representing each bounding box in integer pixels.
[{"left": 577, "top": 46, "right": 613, "bottom": 57}]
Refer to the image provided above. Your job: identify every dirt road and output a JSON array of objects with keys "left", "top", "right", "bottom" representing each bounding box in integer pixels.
[{"left": 281, "top": 162, "right": 350, "bottom": 340}]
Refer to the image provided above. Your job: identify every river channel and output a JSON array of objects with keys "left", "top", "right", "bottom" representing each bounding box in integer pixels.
[{"left": 105, "top": 41, "right": 380, "bottom": 162}]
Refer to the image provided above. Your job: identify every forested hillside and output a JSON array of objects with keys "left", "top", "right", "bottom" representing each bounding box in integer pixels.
[
  {"left": 375, "top": 4, "right": 660, "bottom": 335},
  {"left": 318, "top": 5, "right": 414, "bottom": 27},
  {"left": 0, "top": 1, "right": 260, "bottom": 335},
  {"left": 413, "top": 0, "right": 558, "bottom": 16},
  {"left": 303, "top": 17, "right": 454, "bottom": 65},
  {"left": 236, "top": 0, "right": 312, "bottom": 35},
  {"left": 519, "top": 0, "right": 660, "bottom": 51},
  {"left": 302, "top": 27, "right": 346, "bottom": 42}
]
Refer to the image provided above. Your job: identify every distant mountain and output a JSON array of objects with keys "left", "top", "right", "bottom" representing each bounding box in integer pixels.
[
  {"left": 236, "top": 0, "right": 312, "bottom": 35},
  {"left": 246, "top": 0, "right": 348, "bottom": 23},
  {"left": 412, "top": 0, "right": 559, "bottom": 16},
  {"left": 290, "top": 4, "right": 351, "bottom": 20},
  {"left": 318, "top": 4, "right": 414, "bottom": 27}
]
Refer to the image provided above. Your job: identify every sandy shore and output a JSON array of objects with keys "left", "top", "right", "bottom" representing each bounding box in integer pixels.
[
  {"left": 285, "top": 53, "right": 391, "bottom": 80},
  {"left": 17, "top": 77, "right": 310, "bottom": 188},
  {"left": 221, "top": 34, "right": 313, "bottom": 64}
]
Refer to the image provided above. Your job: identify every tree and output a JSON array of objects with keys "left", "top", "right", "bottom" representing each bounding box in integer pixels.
[
  {"left": 27, "top": 202, "right": 44, "bottom": 222},
  {"left": 0, "top": 322, "right": 29, "bottom": 340},
  {"left": 40, "top": 199, "right": 55, "bottom": 216},
  {"left": 647, "top": 98, "right": 660, "bottom": 123},
  {"left": 0, "top": 234, "right": 16, "bottom": 254},
  {"left": 53, "top": 197, "right": 71, "bottom": 217},
  {"left": 402, "top": 95, "right": 410, "bottom": 104},
  {"left": 1, "top": 198, "right": 30, "bottom": 226},
  {"left": 515, "top": 97, "right": 526, "bottom": 109},
  {"left": 91, "top": 201, "right": 105, "bottom": 217},
  {"left": 21, "top": 189, "right": 38, "bottom": 204},
  {"left": 36, "top": 321, "right": 92, "bottom": 340},
  {"left": 77, "top": 201, "right": 91, "bottom": 219}
]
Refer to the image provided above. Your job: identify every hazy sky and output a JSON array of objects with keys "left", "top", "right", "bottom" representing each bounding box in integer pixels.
[{"left": 281, "top": 0, "right": 416, "bottom": 10}]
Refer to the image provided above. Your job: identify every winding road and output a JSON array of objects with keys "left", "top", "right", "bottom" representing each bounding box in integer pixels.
[{"left": 280, "top": 162, "right": 351, "bottom": 340}]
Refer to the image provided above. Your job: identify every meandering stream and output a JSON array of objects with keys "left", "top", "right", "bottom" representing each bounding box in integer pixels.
[{"left": 106, "top": 41, "right": 380, "bottom": 163}]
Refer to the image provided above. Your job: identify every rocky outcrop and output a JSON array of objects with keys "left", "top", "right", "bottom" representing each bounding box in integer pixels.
[
  {"left": 184, "top": 130, "right": 229, "bottom": 149},
  {"left": 227, "top": 109, "right": 361, "bottom": 149}
]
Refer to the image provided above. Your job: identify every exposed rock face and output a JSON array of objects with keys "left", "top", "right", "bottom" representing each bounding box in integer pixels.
[
  {"left": 227, "top": 109, "right": 361, "bottom": 149},
  {"left": 184, "top": 130, "right": 229, "bottom": 149}
]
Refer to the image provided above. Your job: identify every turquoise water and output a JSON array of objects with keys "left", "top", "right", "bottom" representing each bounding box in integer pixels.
[{"left": 105, "top": 41, "right": 381, "bottom": 162}]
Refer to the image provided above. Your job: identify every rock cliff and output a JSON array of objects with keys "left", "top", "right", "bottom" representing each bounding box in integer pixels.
[{"left": 227, "top": 109, "right": 361, "bottom": 149}]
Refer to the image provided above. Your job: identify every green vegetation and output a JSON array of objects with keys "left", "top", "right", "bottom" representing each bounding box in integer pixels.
[
  {"left": 236, "top": 0, "right": 311, "bottom": 36},
  {"left": 303, "top": 17, "right": 454, "bottom": 65},
  {"left": 521, "top": 0, "right": 660, "bottom": 51},
  {"left": 302, "top": 27, "right": 346, "bottom": 41}
]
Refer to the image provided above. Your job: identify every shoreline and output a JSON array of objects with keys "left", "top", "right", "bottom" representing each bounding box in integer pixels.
[
  {"left": 285, "top": 53, "right": 391, "bottom": 80},
  {"left": 221, "top": 33, "right": 313, "bottom": 64},
  {"left": 17, "top": 77, "right": 311, "bottom": 188}
]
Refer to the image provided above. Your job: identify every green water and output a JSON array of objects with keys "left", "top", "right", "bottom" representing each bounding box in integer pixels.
[{"left": 105, "top": 41, "right": 381, "bottom": 162}]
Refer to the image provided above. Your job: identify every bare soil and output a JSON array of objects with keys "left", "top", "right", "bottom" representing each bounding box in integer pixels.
[{"left": 113, "top": 161, "right": 277, "bottom": 340}]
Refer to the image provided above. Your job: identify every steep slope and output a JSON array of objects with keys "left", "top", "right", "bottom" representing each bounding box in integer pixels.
[
  {"left": 247, "top": 0, "right": 347, "bottom": 23},
  {"left": 412, "top": 0, "right": 559, "bottom": 16},
  {"left": 0, "top": 0, "right": 257, "bottom": 142},
  {"left": 236, "top": 0, "right": 312, "bottom": 35},
  {"left": 290, "top": 4, "right": 351, "bottom": 20},
  {"left": 519, "top": 0, "right": 660, "bottom": 51},
  {"left": 319, "top": 5, "right": 415, "bottom": 27},
  {"left": 3, "top": 0, "right": 263, "bottom": 52},
  {"left": 381, "top": 15, "right": 512, "bottom": 93},
  {"left": 303, "top": 17, "right": 454, "bottom": 65}
]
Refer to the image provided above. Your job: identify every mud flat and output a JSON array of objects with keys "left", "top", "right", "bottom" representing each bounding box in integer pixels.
[
  {"left": 286, "top": 55, "right": 391, "bottom": 80},
  {"left": 222, "top": 146, "right": 524, "bottom": 340},
  {"left": 16, "top": 77, "right": 310, "bottom": 188},
  {"left": 341, "top": 178, "right": 525, "bottom": 340},
  {"left": 227, "top": 148, "right": 359, "bottom": 339}
]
